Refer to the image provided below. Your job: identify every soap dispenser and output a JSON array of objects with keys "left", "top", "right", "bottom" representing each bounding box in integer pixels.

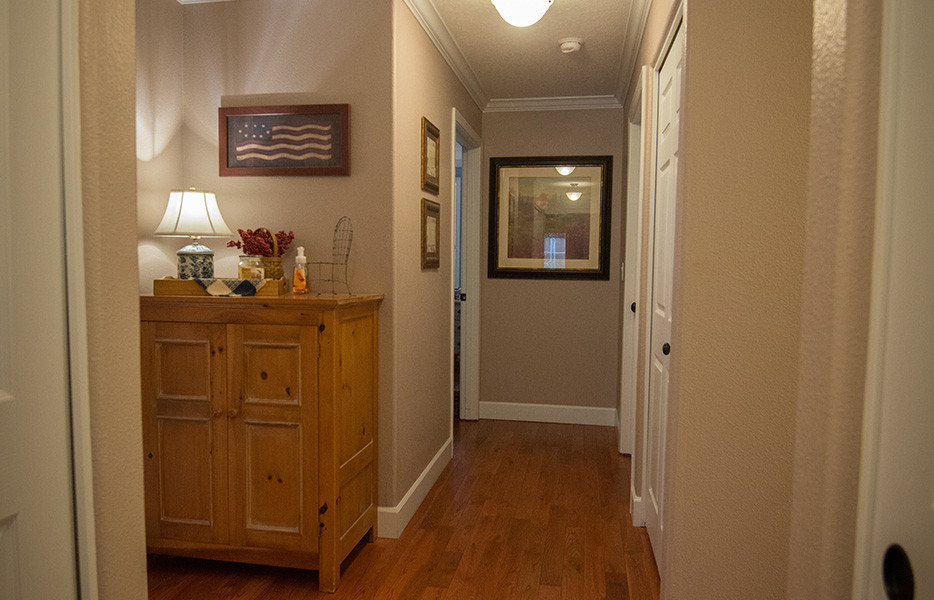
[{"left": 291, "top": 246, "right": 308, "bottom": 294}]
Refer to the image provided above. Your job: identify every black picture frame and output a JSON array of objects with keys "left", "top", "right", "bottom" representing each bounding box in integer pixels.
[
  {"left": 488, "top": 155, "right": 612, "bottom": 280},
  {"left": 218, "top": 104, "right": 350, "bottom": 176}
]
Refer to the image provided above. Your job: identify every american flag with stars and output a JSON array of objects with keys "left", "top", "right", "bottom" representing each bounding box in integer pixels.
[{"left": 229, "top": 116, "right": 336, "bottom": 168}]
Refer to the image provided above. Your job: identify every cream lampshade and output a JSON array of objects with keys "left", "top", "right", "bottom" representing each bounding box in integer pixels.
[{"left": 155, "top": 188, "right": 233, "bottom": 279}]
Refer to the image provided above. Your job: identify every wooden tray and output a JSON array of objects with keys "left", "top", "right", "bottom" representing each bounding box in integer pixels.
[{"left": 153, "top": 277, "right": 289, "bottom": 297}]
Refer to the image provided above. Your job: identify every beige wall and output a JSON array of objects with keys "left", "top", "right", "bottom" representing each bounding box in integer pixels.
[
  {"left": 480, "top": 109, "right": 624, "bottom": 411},
  {"left": 389, "top": 0, "right": 482, "bottom": 502},
  {"left": 786, "top": 0, "right": 880, "bottom": 596},
  {"left": 662, "top": 2, "right": 812, "bottom": 597},
  {"left": 80, "top": 0, "right": 149, "bottom": 598}
]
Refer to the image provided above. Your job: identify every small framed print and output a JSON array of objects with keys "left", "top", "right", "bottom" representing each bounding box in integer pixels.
[
  {"left": 421, "top": 198, "right": 440, "bottom": 269},
  {"left": 421, "top": 117, "right": 440, "bottom": 194},
  {"left": 218, "top": 104, "right": 350, "bottom": 176}
]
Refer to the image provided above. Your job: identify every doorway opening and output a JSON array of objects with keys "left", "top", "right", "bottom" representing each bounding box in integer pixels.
[
  {"left": 451, "top": 109, "right": 482, "bottom": 428},
  {"left": 453, "top": 141, "right": 464, "bottom": 424}
]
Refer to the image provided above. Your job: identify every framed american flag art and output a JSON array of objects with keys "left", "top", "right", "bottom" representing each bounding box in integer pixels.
[{"left": 218, "top": 104, "right": 350, "bottom": 176}]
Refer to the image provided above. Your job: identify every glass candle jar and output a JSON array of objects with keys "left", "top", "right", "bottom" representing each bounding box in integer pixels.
[{"left": 238, "top": 255, "right": 264, "bottom": 279}]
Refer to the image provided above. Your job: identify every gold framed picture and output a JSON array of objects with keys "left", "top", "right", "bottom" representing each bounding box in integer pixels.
[
  {"left": 421, "top": 117, "right": 440, "bottom": 194},
  {"left": 421, "top": 198, "right": 440, "bottom": 269}
]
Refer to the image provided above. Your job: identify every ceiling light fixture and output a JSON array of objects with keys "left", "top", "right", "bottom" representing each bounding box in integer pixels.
[
  {"left": 566, "top": 183, "right": 582, "bottom": 202},
  {"left": 491, "top": 0, "right": 553, "bottom": 28},
  {"left": 555, "top": 166, "right": 575, "bottom": 176}
]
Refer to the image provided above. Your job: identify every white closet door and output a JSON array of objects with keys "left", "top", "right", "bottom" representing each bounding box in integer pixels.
[{"left": 645, "top": 19, "right": 684, "bottom": 573}]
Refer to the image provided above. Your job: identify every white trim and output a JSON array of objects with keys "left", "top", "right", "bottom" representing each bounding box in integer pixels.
[
  {"left": 479, "top": 402, "right": 617, "bottom": 427},
  {"left": 852, "top": 1, "right": 899, "bottom": 596},
  {"left": 402, "top": 0, "right": 488, "bottom": 110},
  {"left": 485, "top": 95, "right": 623, "bottom": 113},
  {"left": 60, "top": 0, "right": 98, "bottom": 597},
  {"left": 616, "top": 0, "right": 652, "bottom": 102},
  {"left": 619, "top": 67, "right": 647, "bottom": 457},
  {"left": 377, "top": 437, "right": 453, "bottom": 539},
  {"left": 630, "top": 483, "right": 645, "bottom": 526},
  {"left": 452, "top": 110, "right": 482, "bottom": 422}
]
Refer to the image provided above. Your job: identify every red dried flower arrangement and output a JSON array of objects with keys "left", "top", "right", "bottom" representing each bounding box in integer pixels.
[{"left": 227, "top": 228, "right": 295, "bottom": 257}]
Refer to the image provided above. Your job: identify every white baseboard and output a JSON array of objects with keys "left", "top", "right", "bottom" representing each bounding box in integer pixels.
[
  {"left": 479, "top": 401, "right": 617, "bottom": 427},
  {"left": 377, "top": 436, "right": 453, "bottom": 539},
  {"left": 630, "top": 484, "right": 645, "bottom": 526}
]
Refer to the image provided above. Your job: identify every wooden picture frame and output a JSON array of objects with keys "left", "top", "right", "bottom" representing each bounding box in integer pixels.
[
  {"left": 421, "top": 117, "right": 440, "bottom": 194},
  {"left": 218, "top": 104, "right": 350, "bottom": 176},
  {"left": 421, "top": 198, "right": 441, "bottom": 269},
  {"left": 488, "top": 155, "right": 612, "bottom": 280}
]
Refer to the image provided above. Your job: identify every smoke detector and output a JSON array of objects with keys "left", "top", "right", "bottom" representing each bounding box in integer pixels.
[{"left": 559, "top": 38, "right": 582, "bottom": 54}]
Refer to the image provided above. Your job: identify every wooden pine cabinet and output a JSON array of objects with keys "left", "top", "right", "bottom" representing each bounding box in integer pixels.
[{"left": 140, "top": 294, "right": 382, "bottom": 592}]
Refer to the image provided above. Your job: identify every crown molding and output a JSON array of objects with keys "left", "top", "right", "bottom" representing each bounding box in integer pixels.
[
  {"left": 616, "top": 0, "right": 652, "bottom": 104},
  {"left": 485, "top": 95, "right": 623, "bottom": 113},
  {"left": 402, "top": 0, "right": 490, "bottom": 111}
]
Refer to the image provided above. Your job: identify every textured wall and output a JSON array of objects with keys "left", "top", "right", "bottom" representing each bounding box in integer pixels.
[
  {"left": 786, "top": 0, "right": 880, "bottom": 596},
  {"left": 661, "top": 2, "right": 812, "bottom": 598},
  {"left": 80, "top": 0, "right": 149, "bottom": 598},
  {"left": 390, "top": 0, "right": 483, "bottom": 505},
  {"left": 480, "top": 109, "right": 624, "bottom": 411}
]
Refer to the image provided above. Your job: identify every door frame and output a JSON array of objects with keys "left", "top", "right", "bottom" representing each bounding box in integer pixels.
[
  {"left": 852, "top": 0, "right": 931, "bottom": 595},
  {"left": 2, "top": 0, "right": 97, "bottom": 596},
  {"left": 62, "top": 0, "right": 99, "bottom": 596},
  {"left": 622, "top": 67, "right": 648, "bottom": 521},
  {"left": 451, "top": 108, "right": 482, "bottom": 424}
]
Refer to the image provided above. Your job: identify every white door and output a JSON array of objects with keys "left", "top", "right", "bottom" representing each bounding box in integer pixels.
[
  {"left": 854, "top": 1, "right": 934, "bottom": 598},
  {"left": 0, "top": 1, "right": 80, "bottom": 598},
  {"left": 645, "top": 20, "right": 684, "bottom": 570}
]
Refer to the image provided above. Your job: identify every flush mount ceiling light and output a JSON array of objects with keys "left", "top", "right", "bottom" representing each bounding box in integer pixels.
[
  {"left": 555, "top": 165, "right": 576, "bottom": 176},
  {"left": 566, "top": 183, "right": 582, "bottom": 201},
  {"left": 491, "top": 0, "right": 554, "bottom": 27}
]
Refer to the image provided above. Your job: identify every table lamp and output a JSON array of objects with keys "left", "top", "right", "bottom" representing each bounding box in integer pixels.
[{"left": 155, "top": 188, "right": 233, "bottom": 279}]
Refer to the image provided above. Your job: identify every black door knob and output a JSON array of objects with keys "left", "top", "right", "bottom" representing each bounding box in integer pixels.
[
  {"left": 662, "top": 343, "right": 671, "bottom": 355},
  {"left": 883, "top": 544, "right": 914, "bottom": 600},
  {"left": 631, "top": 302, "right": 636, "bottom": 313}
]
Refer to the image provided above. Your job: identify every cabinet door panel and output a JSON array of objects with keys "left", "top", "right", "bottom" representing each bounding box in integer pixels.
[
  {"left": 243, "top": 420, "right": 302, "bottom": 533},
  {"left": 228, "top": 324, "right": 317, "bottom": 551},
  {"left": 141, "top": 321, "right": 228, "bottom": 544},
  {"left": 336, "top": 313, "right": 376, "bottom": 467}
]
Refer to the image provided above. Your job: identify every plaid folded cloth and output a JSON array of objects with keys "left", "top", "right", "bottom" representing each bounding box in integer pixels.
[{"left": 195, "top": 278, "right": 268, "bottom": 297}]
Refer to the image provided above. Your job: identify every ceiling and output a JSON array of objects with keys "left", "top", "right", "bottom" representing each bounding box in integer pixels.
[{"left": 404, "top": 0, "right": 649, "bottom": 112}]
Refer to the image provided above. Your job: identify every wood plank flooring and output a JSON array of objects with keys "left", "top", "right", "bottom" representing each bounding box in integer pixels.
[{"left": 147, "top": 419, "right": 660, "bottom": 600}]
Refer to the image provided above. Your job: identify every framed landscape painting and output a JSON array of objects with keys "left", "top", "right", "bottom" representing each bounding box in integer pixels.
[{"left": 488, "top": 156, "right": 612, "bottom": 280}]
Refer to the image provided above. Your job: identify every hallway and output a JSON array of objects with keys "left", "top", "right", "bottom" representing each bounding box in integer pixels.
[{"left": 147, "top": 419, "right": 659, "bottom": 599}]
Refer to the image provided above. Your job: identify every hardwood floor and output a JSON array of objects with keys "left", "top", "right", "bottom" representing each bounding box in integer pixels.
[{"left": 147, "top": 419, "right": 661, "bottom": 600}]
